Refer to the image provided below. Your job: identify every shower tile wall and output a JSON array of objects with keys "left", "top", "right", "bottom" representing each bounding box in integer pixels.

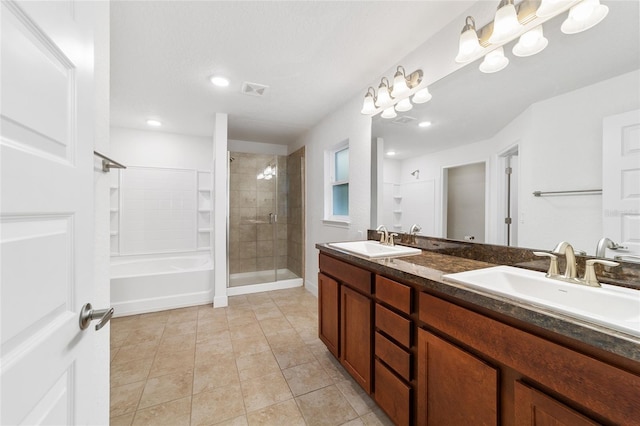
[
  {"left": 287, "top": 147, "right": 304, "bottom": 278},
  {"left": 229, "top": 152, "right": 288, "bottom": 275}
]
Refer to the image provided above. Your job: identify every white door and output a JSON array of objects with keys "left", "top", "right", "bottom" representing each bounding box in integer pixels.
[
  {"left": 603, "top": 109, "right": 640, "bottom": 260},
  {"left": 1, "top": 1, "right": 107, "bottom": 424}
]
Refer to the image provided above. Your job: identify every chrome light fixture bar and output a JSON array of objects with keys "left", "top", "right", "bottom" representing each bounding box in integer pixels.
[
  {"left": 360, "top": 66, "right": 430, "bottom": 118},
  {"left": 455, "top": 0, "right": 609, "bottom": 73}
]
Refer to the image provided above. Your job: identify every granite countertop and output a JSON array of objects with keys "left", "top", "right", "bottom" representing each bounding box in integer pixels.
[{"left": 316, "top": 243, "right": 640, "bottom": 363}]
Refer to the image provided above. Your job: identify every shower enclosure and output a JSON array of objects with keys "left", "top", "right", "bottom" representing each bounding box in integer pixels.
[{"left": 227, "top": 149, "right": 304, "bottom": 292}]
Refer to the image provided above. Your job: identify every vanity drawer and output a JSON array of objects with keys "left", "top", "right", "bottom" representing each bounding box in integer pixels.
[
  {"left": 374, "top": 359, "right": 411, "bottom": 426},
  {"left": 376, "top": 304, "right": 411, "bottom": 348},
  {"left": 375, "top": 331, "right": 411, "bottom": 381},
  {"left": 319, "top": 253, "right": 372, "bottom": 295},
  {"left": 376, "top": 275, "right": 411, "bottom": 314}
]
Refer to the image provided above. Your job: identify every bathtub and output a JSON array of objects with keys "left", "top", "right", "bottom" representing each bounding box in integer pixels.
[{"left": 111, "top": 252, "right": 213, "bottom": 317}]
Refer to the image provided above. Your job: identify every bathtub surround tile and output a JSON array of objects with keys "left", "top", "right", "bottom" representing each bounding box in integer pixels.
[
  {"left": 132, "top": 396, "right": 192, "bottom": 426},
  {"left": 110, "top": 289, "right": 393, "bottom": 425},
  {"left": 138, "top": 371, "right": 193, "bottom": 409}
]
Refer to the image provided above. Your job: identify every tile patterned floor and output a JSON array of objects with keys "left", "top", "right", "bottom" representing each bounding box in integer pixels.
[{"left": 110, "top": 287, "right": 393, "bottom": 426}]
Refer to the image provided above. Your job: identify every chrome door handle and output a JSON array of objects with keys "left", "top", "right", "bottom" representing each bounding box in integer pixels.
[{"left": 79, "top": 303, "right": 114, "bottom": 331}]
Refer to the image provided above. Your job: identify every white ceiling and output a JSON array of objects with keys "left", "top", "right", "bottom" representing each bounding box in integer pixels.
[{"left": 110, "top": 1, "right": 475, "bottom": 145}]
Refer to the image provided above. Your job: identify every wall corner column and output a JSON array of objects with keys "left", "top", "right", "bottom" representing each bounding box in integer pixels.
[{"left": 212, "top": 113, "right": 228, "bottom": 308}]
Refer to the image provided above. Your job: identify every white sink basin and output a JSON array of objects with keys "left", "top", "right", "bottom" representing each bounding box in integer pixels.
[
  {"left": 443, "top": 266, "right": 640, "bottom": 337},
  {"left": 329, "top": 241, "right": 421, "bottom": 259}
]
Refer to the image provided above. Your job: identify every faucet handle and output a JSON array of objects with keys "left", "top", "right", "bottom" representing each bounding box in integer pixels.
[
  {"left": 583, "top": 259, "right": 620, "bottom": 287},
  {"left": 388, "top": 233, "right": 399, "bottom": 246},
  {"left": 377, "top": 230, "right": 386, "bottom": 244},
  {"left": 533, "top": 252, "right": 559, "bottom": 276}
]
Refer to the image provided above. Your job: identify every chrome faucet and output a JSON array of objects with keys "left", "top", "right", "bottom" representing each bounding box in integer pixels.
[
  {"left": 406, "top": 223, "right": 422, "bottom": 244},
  {"left": 595, "top": 237, "right": 626, "bottom": 258},
  {"left": 552, "top": 241, "right": 577, "bottom": 279},
  {"left": 376, "top": 225, "right": 388, "bottom": 245}
]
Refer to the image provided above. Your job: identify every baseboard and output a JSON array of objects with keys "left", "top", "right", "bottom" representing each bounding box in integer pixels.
[
  {"left": 112, "top": 290, "right": 213, "bottom": 317},
  {"left": 213, "top": 294, "right": 229, "bottom": 308},
  {"left": 305, "top": 278, "right": 318, "bottom": 297}
]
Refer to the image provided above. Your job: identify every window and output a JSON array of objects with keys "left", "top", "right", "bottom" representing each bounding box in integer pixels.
[{"left": 325, "top": 141, "right": 349, "bottom": 222}]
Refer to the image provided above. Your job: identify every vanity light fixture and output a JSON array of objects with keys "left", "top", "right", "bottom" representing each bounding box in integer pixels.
[
  {"left": 146, "top": 119, "right": 162, "bottom": 127},
  {"left": 513, "top": 25, "right": 548, "bottom": 57},
  {"left": 479, "top": 47, "right": 509, "bottom": 73},
  {"left": 210, "top": 75, "right": 230, "bottom": 87},
  {"left": 561, "top": 0, "right": 609, "bottom": 34},
  {"left": 360, "top": 66, "right": 429, "bottom": 118},
  {"left": 488, "top": 0, "right": 524, "bottom": 44},
  {"left": 455, "top": 0, "right": 608, "bottom": 74}
]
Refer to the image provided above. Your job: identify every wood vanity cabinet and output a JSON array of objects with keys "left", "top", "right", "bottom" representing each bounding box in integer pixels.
[{"left": 318, "top": 254, "right": 373, "bottom": 393}]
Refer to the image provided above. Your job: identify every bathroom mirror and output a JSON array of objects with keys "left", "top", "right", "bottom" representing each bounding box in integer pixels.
[{"left": 372, "top": 1, "right": 640, "bottom": 257}]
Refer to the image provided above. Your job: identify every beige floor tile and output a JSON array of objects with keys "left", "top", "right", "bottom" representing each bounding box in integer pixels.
[
  {"left": 295, "top": 385, "right": 359, "bottom": 426},
  {"left": 197, "top": 317, "right": 230, "bottom": 334},
  {"left": 111, "top": 356, "right": 154, "bottom": 388},
  {"left": 229, "top": 322, "right": 264, "bottom": 341},
  {"left": 240, "top": 371, "right": 293, "bottom": 413},
  {"left": 132, "top": 396, "right": 192, "bottom": 426},
  {"left": 272, "top": 343, "right": 316, "bottom": 369},
  {"left": 110, "top": 412, "right": 135, "bottom": 426},
  {"left": 341, "top": 419, "right": 365, "bottom": 426},
  {"left": 197, "top": 306, "right": 227, "bottom": 322},
  {"left": 111, "top": 346, "right": 120, "bottom": 363},
  {"left": 227, "top": 295, "right": 250, "bottom": 307},
  {"left": 231, "top": 335, "right": 270, "bottom": 357},
  {"left": 167, "top": 308, "right": 199, "bottom": 325},
  {"left": 111, "top": 329, "right": 130, "bottom": 348},
  {"left": 191, "top": 383, "right": 246, "bottom": 426},
  {"left": 138, "top": 372, "right": 193, "bottom": 410},
  {"left": 195, "top": 340, "right": 234, "bottom": 365},
  {"left": 163, "top": 319, "right": 198, "bottom": 337},
  {"left": 265, "top": 329, "right": 305, "bottom": 348},
  {"left": 197, "top": 327, "right": 231, "bottom": 344},
  {"left": 252, "top": 306, "right": 284, "bottom": 321},
  {"left": 246, "top": 399, "right": 305, "bottom": 425},
  {"left": 258, "top": 317, "right": 293, "bottom": 336},
  {"left": 214, "top": 415, "right": 248, "bottom": 426},
  {"left": 139, "top": 310, "right": 172, "bottom": 323},
  {"left": 193, "top": 355, "right": 239, "bottom": 394},
  {"left": 235, "top": 350, "right": 281, "bottom": 382},
  {"left": 314, "top": 351, "right": 350, "bottom": 382},
  {"left": 297, "top": 326, "right": 322, "bottom": 345},
  {"left": 358, "top": 407, "right": 394, "bottom": 425},
  {"left": 282, "top": 361, "right": 333, "bottom": 397},
  {"left": 110, "top": 380, "right": 146, "bottom": 417},
  {"left": 149, "top": 349, "right": 195, "bottom": 378},
  {"left": 123, "top": 324, "right": 165, "bottom": 346},
  {"left": 158, "top": 333, "right": 196, "bottom": 354},
  {"left": 112, "top": 341, "right": 159, "bottom": 365},
  {"left": 335, "top": 378, "right": 377, "bottom": 416}
]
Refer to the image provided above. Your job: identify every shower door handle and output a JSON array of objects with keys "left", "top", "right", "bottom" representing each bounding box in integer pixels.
[
  {"left": 79, "top": 303, "right": 114, "bottom": 331},
  {"left": 268, "top": 213, "right": 277, "bottom": 224}
]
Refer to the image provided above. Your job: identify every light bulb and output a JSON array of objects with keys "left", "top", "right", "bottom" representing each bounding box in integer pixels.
[
  {"left": 376, "top": 79, "right": 393, "bottom": 106},
  {"left": 455, "top": 17, "right": 482, "bottom": 63},
  {"left": 381, "top": 107, "right": 397, "bottom": 119},
  {"left": 360, "top": 91, "right": 377, "bottom": 115},
  {"left": 536, "top": 0, "right": 572, "bottom": 17},
  {"left": 412, "top": 87, "right": 432, "bottom": 104},
  {"left": 395, "top": 98, "right": 413, "bottom": 112},
  {"left": 479, "top": 47, "right": 509, "bottom": 73},
  {"left": 489, "top": 0, "right": 524, "bottom": 44},
  {"left": 391, "top": 67, "right": 410, "bottom": 98}
]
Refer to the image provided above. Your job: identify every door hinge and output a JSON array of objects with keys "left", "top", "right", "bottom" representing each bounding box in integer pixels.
[{"left": 505, "top": 167, "right": 512, "bottom": 175}]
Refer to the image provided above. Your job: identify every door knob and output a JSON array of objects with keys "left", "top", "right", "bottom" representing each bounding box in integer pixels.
[{"left": 79, "top": 303, "right": 114, "bottom": 331}]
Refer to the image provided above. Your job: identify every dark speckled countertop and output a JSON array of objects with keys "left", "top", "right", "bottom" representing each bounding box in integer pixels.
[{"left": 316, "top": 242, "right": 640, "bottom": 363}]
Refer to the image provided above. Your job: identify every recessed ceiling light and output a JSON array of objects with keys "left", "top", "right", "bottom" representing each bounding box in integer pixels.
[
  {"left": 146, "top": 119, "right": 162, "bottom": 127},
  {"left": 418, "top": 121, "right": 432, "bottom": 128},
  {"left": 386, "top": 151, "right": 396, "bottom": 156},
  {"left": 210, "top": 75, "right": 230, "bottom": 87}
]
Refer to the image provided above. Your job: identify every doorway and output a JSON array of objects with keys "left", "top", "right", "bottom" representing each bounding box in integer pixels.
[
  {"left": 227, "top": 150, "right": 304, "bottom": 294},
  {"left": 444, "top": 162, "right": 486, "bottom": 242}
]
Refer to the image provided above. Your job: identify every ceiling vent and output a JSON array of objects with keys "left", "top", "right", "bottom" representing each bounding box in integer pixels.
[
  {"left": 241, "top": 81, "right": 269, "bottom": 97},
  {"left": 391, "top": 115, "right": 417, "bottom": 125}
]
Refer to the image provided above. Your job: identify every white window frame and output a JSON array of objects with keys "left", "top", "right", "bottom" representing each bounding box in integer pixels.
[{"left": 324, "top": 140, "right": 350, "bottom": 224}]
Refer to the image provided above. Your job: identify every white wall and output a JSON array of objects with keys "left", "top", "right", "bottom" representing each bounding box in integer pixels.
[
  {"left": 229, "top": 139, "right": 288, "bottom": 156},
  {"left": 293, "top": 96, "right": 372, "bottom": 295}
]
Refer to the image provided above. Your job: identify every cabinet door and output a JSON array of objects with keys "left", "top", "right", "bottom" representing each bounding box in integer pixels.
[
  {"left": 318, "top": 273, "right": 339, "bottom": 358},
  {"left": 417, "top": 328, "right": 498, "bottom": 426},
  {"left": 341, "top": 285, "right": 372, "bottom": 393},
  {"left": 514, "top": 381, "right": 600, "bottom": 426}
]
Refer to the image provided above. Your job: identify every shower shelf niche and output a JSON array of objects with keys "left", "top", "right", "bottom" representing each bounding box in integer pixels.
[{"left": 197, "top": 170, "right": 212, "bottom": 250}]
